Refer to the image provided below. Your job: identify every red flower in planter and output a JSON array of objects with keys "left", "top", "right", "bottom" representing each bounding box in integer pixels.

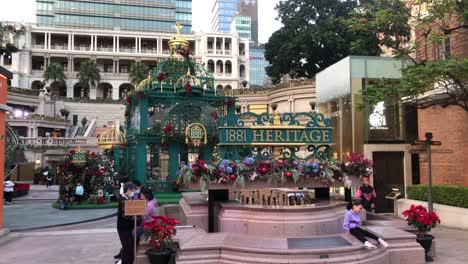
[
  {"left": 125, "top": 96, "right": 131, "bottom": 104},
  {"left": 402, "top": 204, "right": 440, "bottom": 236},
  {"left": 143, "top": 216, "right": 180, "bottom": 250},
  {"left": 70, "top": 150, "right": 76, "bottom": 155},
  {"left": 226, "top": 98, "right": 234, "bottom": 107}
]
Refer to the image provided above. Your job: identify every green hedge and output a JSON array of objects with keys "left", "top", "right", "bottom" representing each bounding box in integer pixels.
[{"left": 406, "top": 184, "right": 468, "bottom": 208}]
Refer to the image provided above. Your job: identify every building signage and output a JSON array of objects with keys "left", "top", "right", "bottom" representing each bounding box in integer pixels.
[
  {"left": 185, "top": 123, "right": 207, "bottom": 146},
  {"left": 219, "top": 127, "right": 333, "bottom": 146},
  {"left": 369, "top": 101, "right": 388, "bottom": 130}
]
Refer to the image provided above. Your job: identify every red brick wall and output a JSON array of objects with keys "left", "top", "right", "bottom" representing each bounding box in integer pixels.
[
  {"left": 415, "top": 20, "right": 468, "bottom": 61},
  {"left": 418, "top": 106, "right": 468, "bottom": 186}
]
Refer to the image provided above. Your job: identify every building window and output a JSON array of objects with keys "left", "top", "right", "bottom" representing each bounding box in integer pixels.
[{"left": 437, "top": 36, "right": 451, "bottom": 60}]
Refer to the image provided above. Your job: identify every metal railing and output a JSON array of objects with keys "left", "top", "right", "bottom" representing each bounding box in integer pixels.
[{"left": 20, "top": 137, "right": 99, "bottom": 147}]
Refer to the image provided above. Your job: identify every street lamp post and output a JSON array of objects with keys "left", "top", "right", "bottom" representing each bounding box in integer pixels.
[
  {"left": 413, "top": 132, "right": 441, "bottom": 213},
  {"left": 425, "top": 132, "right": 434, "bottom": 212}
]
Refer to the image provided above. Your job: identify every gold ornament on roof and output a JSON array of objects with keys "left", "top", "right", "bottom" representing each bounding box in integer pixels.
[
  {"left": 136, "top": 71, "right": 153, "bottom": 91},
  {"left": 168, "top": 23, "right": 189, "bottom": 55},
  {"left": 98, "top": 125, "right": 126, "bottom": 149}
]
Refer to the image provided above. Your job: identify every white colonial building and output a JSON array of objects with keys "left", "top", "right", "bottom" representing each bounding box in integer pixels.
[{"left": 2, "top": 23, "right": 250, "bottom": 99}]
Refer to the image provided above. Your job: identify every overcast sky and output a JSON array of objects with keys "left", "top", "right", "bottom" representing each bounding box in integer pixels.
[{"left": 1, "top": 0, "right": 282, "bottom": 43}]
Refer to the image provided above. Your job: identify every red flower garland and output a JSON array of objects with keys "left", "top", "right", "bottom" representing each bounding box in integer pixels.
[
  {"left": 157, "top": 73, "right": 165, "bottom": 81},
  {"left": 184, "top": 83, "right": 192, "bottom": 93},
  {"left": 163, "top": 123, "right": 173, "bottom": 134}
]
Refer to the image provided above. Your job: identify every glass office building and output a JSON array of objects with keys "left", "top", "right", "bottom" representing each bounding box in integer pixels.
[
  {"left": 36, "top": 0, "right": 192, "bottom": 33},
  {"left": 211, "top": 0, "right": 257, "bottom": 42},
  {"left": 249, "top": 44, "right": 269, "bottom": 87},
  {"left": 231, "top": 16, "right": 251, "bottom": 40}
]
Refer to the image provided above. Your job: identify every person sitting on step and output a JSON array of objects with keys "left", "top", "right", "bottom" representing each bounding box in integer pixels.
[{"left": 344, "top": 200, "right": 388, "bottom": 249}]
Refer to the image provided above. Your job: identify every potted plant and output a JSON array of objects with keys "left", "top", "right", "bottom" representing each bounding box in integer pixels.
[
  {"left": 143, "top": 216, "right": 180, "bottom": 264},
  {"left": 309, "top": 101, "right": 316, "bottom": 111},
  {"left": 60, "top": 108, "right": 70, "bottom": 118},
  {"left": 241, "top": 80, "right": 248, "bottom": 88},
  {"left": 402, "top": 205, "right": 440, "bottom": 262},
  {"left": 270, "top": 103, "right": 278, "bottom": 111}
]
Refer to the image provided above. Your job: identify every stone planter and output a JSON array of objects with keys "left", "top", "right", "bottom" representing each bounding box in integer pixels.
[
  {"left": 416, "top": 234, "right": 434, "bottom": 262},
  {"left": 146, "top": 248, "right": 172, "bottom": 264}
]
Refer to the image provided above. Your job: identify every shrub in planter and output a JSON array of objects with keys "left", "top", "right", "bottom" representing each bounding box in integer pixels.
[
  {"left": 402, "top": 204, "right": 440, "bottom": 262},
  {"left": 143, "top": 216, "right": 180, "bottom": 264},
  {"left": 13, "top": 183, "right": 30, "bottom": 198},
  {"left": 407, "top": 184, "right": 468, "bottom": 208}
]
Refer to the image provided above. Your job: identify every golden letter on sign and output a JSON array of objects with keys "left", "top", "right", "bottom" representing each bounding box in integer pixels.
[{"left": 253, "top": 130, "right": 263, "bottom": 142}]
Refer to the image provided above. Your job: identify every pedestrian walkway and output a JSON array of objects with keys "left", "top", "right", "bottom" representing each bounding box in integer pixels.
[
  {"left": 3, "top": 202, "right": 116, "bottom": 231},
  {"left": 365, "top": 213, "right": 468, "bottom": 264},
  {"left": 0, "top": 229, "right": 120, "bottom": 264},
  {"left": 14, "top": 184, "right": 59, "bottom": 202}
]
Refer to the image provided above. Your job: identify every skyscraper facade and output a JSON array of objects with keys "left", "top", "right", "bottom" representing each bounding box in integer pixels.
[
  {"left": 249, "top": 43, "right": 269, "bottom": 87},
  {"left": 230, "top": 16, "right": 252, "bottom": 40},
  {"left": 36, "top": 0, "right": 192, "bottom": 33},
  {"left": 210, "top": 0, "right": 258, "bottom": 42}
]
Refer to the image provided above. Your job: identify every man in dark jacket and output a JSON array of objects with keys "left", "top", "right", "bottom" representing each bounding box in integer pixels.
[{"left": 116, "top": 182, "right": 136, "bottom": 264}]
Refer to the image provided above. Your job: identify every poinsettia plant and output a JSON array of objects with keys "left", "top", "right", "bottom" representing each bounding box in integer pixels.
[
  {"left": 143, "top": 216, "right": 180, "bottom": 250},
  {"left": 402, "top": 205, "right": 440, "bottom": 236},
  {"left": 341, "top": 153, "right": 373, "bottom": 178}
]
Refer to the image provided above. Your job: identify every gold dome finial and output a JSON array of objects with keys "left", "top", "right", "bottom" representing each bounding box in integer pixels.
[
  {"left": 98, "top": 125, "right": 126, "bottom": 149},
  {"left": 169, "top": 23, "right": 189, "bottom": 55}
]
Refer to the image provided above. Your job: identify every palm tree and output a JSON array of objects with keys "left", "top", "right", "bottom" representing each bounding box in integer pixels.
[
  {"left": 77, "top": 60, "right": 100, "bottom": 89},
  {"left": 43, "top": 62, "right": 66, "bottom": 95},
  {"left": 129, "top": 61, "right": 149, "bottom": 87}
]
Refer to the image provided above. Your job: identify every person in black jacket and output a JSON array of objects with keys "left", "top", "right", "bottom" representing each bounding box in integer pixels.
[
  {"left": 116, "top": 182, "right": 136, "bottom": 264},
  {"left": 355, "top": 176, "right": 377, "bottom": 212}
]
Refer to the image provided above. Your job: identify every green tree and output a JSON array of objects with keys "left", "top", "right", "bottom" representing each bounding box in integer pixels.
[
  {"left": 43, "top": 62, "right": 66, "bottom": 84},
  {"left": 265, "top": 0, "right": 385, "bottom": 83},
  {"left": 77, "top": 60, "right": 100, "bottom": 89},
  {"left": 351, "top": 0, "right": 468, "bottom": 111},
  {"left": 43, "top": 62, "right": 66, "bottom": 94},
  {"left": 129, "top": 61, "right": 149, "bottom": 87}
]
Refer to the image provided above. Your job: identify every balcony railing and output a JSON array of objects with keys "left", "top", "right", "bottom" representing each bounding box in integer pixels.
[
  {"left": 20, "top": 137, "right": 99, "bottom": 147},
  {"left": 51, "top": 44, "right": 68, "bottom": 50},
  {"left": 31, "top": 44, "right": 45, "bottom": 49},
  {"left": 96, "top": 46, "right": 113, "bottom": 52},
  {"left": 141, "top": 48, "right": 158, "bottom": 54},
  {"left": 74, "top": 46, "right": 91, "bottom": 51},
  {"left": 119, "top": 47, "right": 136, "bottom": 53}
]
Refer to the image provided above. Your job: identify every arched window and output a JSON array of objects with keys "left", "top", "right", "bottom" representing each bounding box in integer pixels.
[
  {"left": 97, "top": 83, "right": 113, "bottom": 99},
  {"left": 207, "top": 60, "right": 215, "bottom": 73},
  {"left": 216, "top": 60, "right": 223, "bottom": 74},
  {"left": 119, "top": 83, "right": 134, "bottom": 99},
  {"left": 239, "top": 64, "right": 245, "bottom": 77},
  {"left": 225, "top": 60, "right": 232, "bottom": 74}
]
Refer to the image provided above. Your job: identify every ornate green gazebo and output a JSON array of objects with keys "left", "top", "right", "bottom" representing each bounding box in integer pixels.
[{"left": 123, "top": 24, "right": 235, "bottom": 191}]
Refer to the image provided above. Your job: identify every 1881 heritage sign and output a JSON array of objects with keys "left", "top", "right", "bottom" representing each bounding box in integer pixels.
[
  {"left": 218, "top": 111, "right": 334, "bottom": 160},
  {"left": 219, "top": 126, "right": 332, "bottom": 145}
]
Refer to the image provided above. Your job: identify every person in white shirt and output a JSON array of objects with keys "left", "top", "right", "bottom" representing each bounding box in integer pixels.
[
  {"left": 3, "top": 177, "right": 15, "bottom": 205},
  {"left": 44, "top": 167, "right": 53, "bottom": 189}
]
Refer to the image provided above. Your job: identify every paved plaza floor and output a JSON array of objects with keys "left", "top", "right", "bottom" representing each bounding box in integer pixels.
[
  {"left": 0, "top": 229, "right": 120, "bottom": 264},
  {"left": 3, "top": 202, "right": 116, "bottom": 231}
]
